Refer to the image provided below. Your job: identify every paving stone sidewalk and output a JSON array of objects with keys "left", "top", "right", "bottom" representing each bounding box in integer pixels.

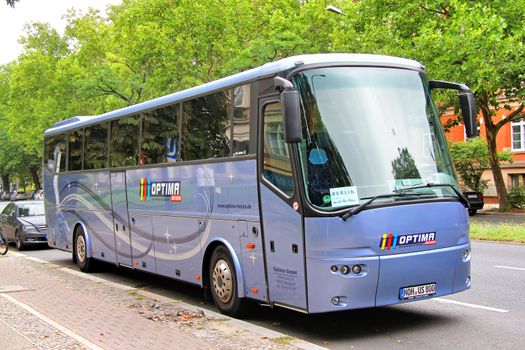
[{"left": 0, "top": 254, "right": 305, "bottom": 350}]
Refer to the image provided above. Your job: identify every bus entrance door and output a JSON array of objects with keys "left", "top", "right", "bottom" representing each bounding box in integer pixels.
[
  {"left": 110, "top": 171, "right": 133, "bottom": 267},
  {"left": 259, "top": 98, "right": 307, "bottom": 311}
]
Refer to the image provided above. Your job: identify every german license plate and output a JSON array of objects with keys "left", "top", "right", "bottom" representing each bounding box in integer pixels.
[
  {"left": 467, "top": 194, "right": 478, "bottom": 199},
  {"left": 399, "top": 283, "right": 436, "bottom": 300}
]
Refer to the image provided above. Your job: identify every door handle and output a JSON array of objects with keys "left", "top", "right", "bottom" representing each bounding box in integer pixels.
[{"left": 115, "top": 223, "right": 119, "bottom": 231}]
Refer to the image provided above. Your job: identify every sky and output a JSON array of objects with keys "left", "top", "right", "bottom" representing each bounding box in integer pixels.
[{"left": 0, "top": 0, "right": 121, "bottom": 65}]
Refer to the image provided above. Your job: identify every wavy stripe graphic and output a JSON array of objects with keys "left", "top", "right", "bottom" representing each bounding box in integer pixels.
[{"left": 58, "top": 179, "right": 213, "bottom": 261}]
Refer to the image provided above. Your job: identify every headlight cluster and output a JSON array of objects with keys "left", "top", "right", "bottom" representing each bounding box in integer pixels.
[{"left": 23, "top": 225, "right": 39, "bottom": 233}]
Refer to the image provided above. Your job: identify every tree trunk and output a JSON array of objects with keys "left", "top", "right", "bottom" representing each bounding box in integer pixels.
[
  {"left": 1, "top": 173, "right": 9, "bottom": 192},
  {"left": 30, "top": 165, "right": 41, "bottom": 190},
  {"left": 483, "top": 107, "right": 510, "bottom": 210}
]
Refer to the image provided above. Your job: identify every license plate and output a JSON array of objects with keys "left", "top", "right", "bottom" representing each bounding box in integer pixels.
[
  {"left": 399, "top": 283, "right": 436, "bottom": 300},
  {"left": 467, "top": 194, "right": 478, "bottom": 199}
]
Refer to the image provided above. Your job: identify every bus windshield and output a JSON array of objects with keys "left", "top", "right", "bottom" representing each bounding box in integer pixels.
[{"left": 293, "top": 67, "right": 459, "bottom": 211}]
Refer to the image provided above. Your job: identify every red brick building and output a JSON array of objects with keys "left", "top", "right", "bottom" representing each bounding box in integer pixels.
[{"left": 443, "top": 102, "right": 525, "bottom": 202}]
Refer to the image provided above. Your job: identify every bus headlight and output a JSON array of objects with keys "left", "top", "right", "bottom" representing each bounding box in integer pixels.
[
  {"left": 340, "top": 265, "right": 350, "bottom": 274},
  {"left": 351, "top": 264, "right": 362, "bottom": 274},
  {"left": 462, "top": 249, "right": 471, "bottom": 262}
]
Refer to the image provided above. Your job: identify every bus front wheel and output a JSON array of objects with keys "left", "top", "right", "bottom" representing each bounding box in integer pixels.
[
  {"left": 209, "top": 245, "right": 246, "bottom": 317},
  {"left": 74, "top": 226, "right": 95, "bottom": 272}
]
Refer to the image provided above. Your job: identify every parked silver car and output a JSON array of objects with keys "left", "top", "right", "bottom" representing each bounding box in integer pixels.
[{"left": 0, "top": 200, "right": 47, "bottom": 250}]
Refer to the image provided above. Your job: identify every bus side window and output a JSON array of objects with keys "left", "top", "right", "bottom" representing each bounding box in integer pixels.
[
  {"left": 232, "top": 84, "right": 251, "bottom": 156},
  {"left": 44, "top": 134, "right": 66, "bottom": 173},
  {"left": 142, "top": 105, "right": 179, "bottom": 165},
  {"left": 84, "top": 123, "right": 108, "bottom": 170},
  {"left": 262, "top": 102, "right": 294, "bottom": 196},
  {"left": 181, "top": 91, "right": 231, "bottom": 161},
  {"left": 110, "top": 115, "right": 140, "bottom": 167}
]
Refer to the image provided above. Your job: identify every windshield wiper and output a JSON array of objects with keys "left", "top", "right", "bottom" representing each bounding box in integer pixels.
[
  {"left": 340, "top": 183, "right": 469, "bottom": 221},
  {"left": 395, "top": 183, "right": 469, "bottom": 208},
  {"left": 340, "top": 192, "right": 417, "bottom": 221}
]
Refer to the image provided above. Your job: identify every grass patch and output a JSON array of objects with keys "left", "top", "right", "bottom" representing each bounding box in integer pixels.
[
  {"left": 270, "top": 336, "right": 294, "bottom": 345},
  {"left": 470, "top": 222, "right": 525, "bottom": 243}
]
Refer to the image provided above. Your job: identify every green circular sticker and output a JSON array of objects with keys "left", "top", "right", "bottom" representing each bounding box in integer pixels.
[{"left": 323, "top": 195, "right": 331, "bottom": 203}]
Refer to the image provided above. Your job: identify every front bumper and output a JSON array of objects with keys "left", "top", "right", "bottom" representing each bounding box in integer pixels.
[{"left": 306, "top": 244, "right": 471, "bottom": 313}]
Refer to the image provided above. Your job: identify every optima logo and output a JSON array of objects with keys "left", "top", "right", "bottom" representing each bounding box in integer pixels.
[
  {"left": 380, "top": 232, "right": 436, "bottom": 250},
  {"left": 140, "top": 177, "right": 182, "bottom": 202}
]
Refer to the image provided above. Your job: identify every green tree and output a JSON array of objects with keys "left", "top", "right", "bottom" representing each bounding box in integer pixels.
[
  {"left": 450, "top": 138, "right": 512, "bottom": 193},
  {"left": 332, "top": 0, "right": 525, "bottom": 210}
]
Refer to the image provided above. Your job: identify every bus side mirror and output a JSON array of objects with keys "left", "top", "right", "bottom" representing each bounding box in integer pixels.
[
  {"left": 274, "top": 77, "right": 302, "bottom": 143},
  {"left": 429, "top": 80, "right": 478, "bottom": 138},
  {"left": 459, "top": 92, "right": 477, "bottom": 138}
]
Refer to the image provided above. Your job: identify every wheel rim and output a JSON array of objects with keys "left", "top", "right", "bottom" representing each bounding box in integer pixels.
[
  {"left": 16, "top": 236, "right": 21, "bottom": 249},
  {"left": 212, "top": 258, "right": 233, "bottom": 304},
  {"left": 76, "top": 235, "right": 86, "bottom": 263}
]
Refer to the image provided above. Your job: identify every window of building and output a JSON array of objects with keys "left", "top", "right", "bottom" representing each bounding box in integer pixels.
[
  {"left": 84, "top": 123, "right": 108, "bottom": 170},
  {"left": 510, "top": 174, "right": 521, "bottom": 188},
  {"left": 262, "top": 102, "right": 294, "bottom": 196},
  {"left": 511, "top": 120, "right": 525, "bottom": 150},
  {"left": 181, "top": 91, "right": 231, "bottom": 161},
  {"left": 232, "top": 84, "right": 251, "bottom": 156},
  {"left": 44, "top": 134, "right": 66, "bottom": 173},
  {"left": 68, "top": 130, "right": 83, "bottom": 171},
  {"left": 110, "top": 115, "right": 140, "bottom": 167},
  {"left": 141, "top": 105, "right": 179, "bottom": 164}
]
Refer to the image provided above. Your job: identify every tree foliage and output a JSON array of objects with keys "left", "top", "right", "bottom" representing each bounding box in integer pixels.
[
  {"left": 0, "top": 0, "right": 523, "bottom": 205},
  {"left": 450, "top": 138, "right": 512, "bottom": 193}
]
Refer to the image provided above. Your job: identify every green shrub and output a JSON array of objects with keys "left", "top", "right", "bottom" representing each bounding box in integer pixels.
[{"left": 508, "top": 186, "right": 525, "bottom": 208}]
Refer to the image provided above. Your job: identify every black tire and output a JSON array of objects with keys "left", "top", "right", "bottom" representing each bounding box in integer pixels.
[
  {"left": 74, "top": 226, "right": 95, "bottom": 272},
  {"left": 15, "top": 232, "right": 25, "bottom": 251},
  {"left": 0, "top": 231, "right": 8, "bottom": 255},
  {"left": 468, "top": 209, "right": 477, "bottom": 216},
  {"left": 209, "top": 245, "right": 246, "bottom": 317}
]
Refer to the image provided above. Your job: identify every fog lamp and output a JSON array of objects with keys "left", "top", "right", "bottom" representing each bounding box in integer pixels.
[
  {"left": 462, "top": 249, "right": 471, "bottom": 261},
  {"left": 351, "top": 264, "right": 362, "bottom": 274},
  {"left": 340, "top": 265, "right": 350, "bottom": 274},
  {"left": 331, "top": 297, "right": 340, "bottom": 305}
]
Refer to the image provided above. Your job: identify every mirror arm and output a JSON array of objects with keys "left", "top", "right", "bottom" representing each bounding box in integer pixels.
[{"left": 428, "top": 80, "right": 469, "bottom": 93}]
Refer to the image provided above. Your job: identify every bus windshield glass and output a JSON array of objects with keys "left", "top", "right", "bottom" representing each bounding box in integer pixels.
[{"left": 293, "top": 67, "right": 459, "bottom": 211}]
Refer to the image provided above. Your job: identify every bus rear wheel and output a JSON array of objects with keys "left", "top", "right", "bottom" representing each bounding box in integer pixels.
[
  {"left": 209, "top": 245, "right": 246, "bottom": 317},
  {"left": 74, "top": 226, "right": 95, "bottom": 272}
]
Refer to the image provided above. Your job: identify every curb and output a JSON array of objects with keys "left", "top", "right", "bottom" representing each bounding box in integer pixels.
[{"left": 12, "top": 252, "right": 328, "bottom": 350}]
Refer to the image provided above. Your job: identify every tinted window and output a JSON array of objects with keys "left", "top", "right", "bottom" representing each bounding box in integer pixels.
[
  {"left": 141, "top": 105, "right": 179, "bottom": 164},
  {"left": 68, "top": 129, "right": 83, "bottom": 171},
  {"left": 1, "top": 203, "right": 14, "bottom": 216},
  {"left": 233, "top": 84, "right": 251, "bottom": 156},
  {"left": 110, "top": 115, "right": 140, "bottom": 167},
  {"left": 44, "top": 134, "right": 66, "bottom": 173},
  {"left": 17, "top": 202, "right": 45, "bottom": 217},
  {"left": 181, "top": 91, "right": 231, "bottom": 161},
  {"left": 84, "top": 123, "right": 108, "bottom": 170},
  {"left": 262, "top": 102, "right": 294, "bottom": 195}
]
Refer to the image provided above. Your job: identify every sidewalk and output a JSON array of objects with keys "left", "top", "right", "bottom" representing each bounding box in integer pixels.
[{"left": 0, "top": 253, "right": 323, "bottom": 350}]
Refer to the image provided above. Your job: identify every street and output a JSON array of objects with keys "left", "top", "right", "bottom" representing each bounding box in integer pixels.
[{"left": 12, "top": 239, "right": 525, "bottom": 349}]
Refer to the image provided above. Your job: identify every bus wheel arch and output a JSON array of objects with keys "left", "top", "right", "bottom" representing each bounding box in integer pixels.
[
  {"left": 203, "top": 240, "right": 247, "bottom": 317},
  {"left": 73, "top": 223, "right": 95, "bottom": 272}
]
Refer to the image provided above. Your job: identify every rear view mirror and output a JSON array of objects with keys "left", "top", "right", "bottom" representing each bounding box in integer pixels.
[
  {"left": 459, "top": 92, "right": 477, "bottom": 138},
  {"left": 274, "top": 77, "right": 302, "bottom": 143},
  {"left": 429, "top": 80, "right": 478, "bottom": 138}
]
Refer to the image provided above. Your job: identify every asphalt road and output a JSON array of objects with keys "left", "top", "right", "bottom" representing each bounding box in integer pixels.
[{"left": 15, "top": 240, "right": 525, "bottom": 349}]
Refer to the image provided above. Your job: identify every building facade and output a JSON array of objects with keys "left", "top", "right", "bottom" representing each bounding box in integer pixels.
[{"left": 443, "top": 102, "right": 525, "bottom": 202}]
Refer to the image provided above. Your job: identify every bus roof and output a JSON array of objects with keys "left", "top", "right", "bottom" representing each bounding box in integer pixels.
[{"left": 44, "top": 53, "right": 423, "bottom": 136}]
